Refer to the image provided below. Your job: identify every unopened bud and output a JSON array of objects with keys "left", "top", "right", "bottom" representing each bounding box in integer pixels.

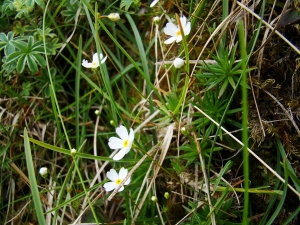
[
  {"left": 180, "top": 126, "right": 187, "bottom": 135},
  {"left": 173, "top": 58, "right": 185, "bottom": 69},
  {"left": 71, "top": 148, "right": 77, "bottom": 156},
  {"left": 108, "top": 13, "right": 120, "bottom": 22},
  {"left": 153, "top": 16, "right": 160, "bottom": 24},
  {"left": 151, "top": 196, "right": 158, "bottom": 202},
  {"left": 39, "top": 167, "right": 48, "bottom": 178},
  {"left": 164, "top": 192, "right": 169, "bottom": 199},
  {"left": 95, "top": 110, "right": 100, "bottom": 116}
]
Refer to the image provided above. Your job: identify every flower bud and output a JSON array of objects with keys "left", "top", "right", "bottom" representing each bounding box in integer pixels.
[
  {"left": 110, "top": 120, "right": 115, "bottom": 126},
  {"left": 95, "top": 110, "right": 100, "bottom": 116},
  {"left": 71, "top": 148, "right": 77, "bottom": 156},
  {"left": 151, "top": 196, "right": 158, "bottom": 202},
  {"left": 164, "top": 192, "right": 169, "bottom": 199},
  {"left": 180, "top": 127, "right": 188, "bottom": 135},
  {"left": 108, "top": 13, "right": 120, "bottom": 22},
  {"left": 39, "top": 167, "right": 48, "bottom": 178},
  {"left": 153, "top": 16, "right": 160, "bottom": 24},
  {"left": 173, "top": 58, "right": 185, "bottom": 69},
  {"left": 67, "top": 187, "right": 72, "bottom": 193}
]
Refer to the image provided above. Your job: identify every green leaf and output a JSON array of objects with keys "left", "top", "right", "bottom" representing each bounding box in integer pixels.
[
  {"left": 27, "top": 54, "right": 38, "bottom": 72},
  {"left": 0, "top": 31, "right": 16, "bottom": 55},
  {"left": 0, "top": 32, "right": 9, "bottom": 43},
  {"left": 11, "top": 39, "right": 28, "bottom": 52},
  {"left": 1, "top": 0, "right": 15, "bottom": 16},
  {"left": 32, "top": 40, "right": 44, "bottom": 52},
  {"left": 27, "top": 0, "right": 34, "bottom": 7},
  {"left": 120, "top": 0, "right": 134, "bottom": 11},
  {"left": 6, "top": 51, "right": 21, "bottom": 63},
  {"left": 32, "top": 53, "right": 46, "bottom": 67},
  {"left": 17, "top": 54, "right": 27, "bottom": 73},
  {"left": 27, "top": 36, "right": 34, "bottom": 50}
]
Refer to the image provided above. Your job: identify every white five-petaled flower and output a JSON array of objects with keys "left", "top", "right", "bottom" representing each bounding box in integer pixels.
[
  {"left": 108, "top": 125, "right": 134, "bottom": 160},
  {"left": 163, "top": 16, "right": 191, "bottom": 44},
  {"left": 150, "top": 0, "right": 159, "bottom": 7},
  {"left": 82, "top": 53, "right": 107, "bottom": 68},
  {"left": 173, "top": 57, "right": 185, "bottom": 68},
  {"left": 39, "top": 167, "right": 48, "bottom": 177},
  {"left": 103, "top": 167, "right": 131, "bottom": 192}
]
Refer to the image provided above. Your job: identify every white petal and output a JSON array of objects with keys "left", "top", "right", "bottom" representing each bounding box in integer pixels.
[
  {"left": 164, "top": 36, "right": 177, "bottom": 44},
  {"left": 117, "top": 186, "right": 124, "bottom": 192},
  {"left": 124, "top": 177, "right": 131, "bottom": 185},
  {"left": 150, "top": 0, "right": 159, "bottom": 7},
  {"left": 103, "top": 182, "right": 116, "bottom": 192},
  {"left": 163, "top": 22, "right": 178, "bottom": 36},
  {"left": 92, "top": 53, "right": 99, "bottom": 63},
  {"left": 116, "top": 125, "right": 129, "bottom": 140},
  {"left": 112, "top": 148, "right": 126, "bottom": 160},
  {"left": 125, "top": 142, "right": 132, "bottom": 154},
  {"left": 128, "top": 128, "right": 134, "bottom": 141},
  {"left": 176, "top": 36, "right": 183, "bottom": 43},
  {"left": 119, "top": 167, "right": 128, "bottom": 179},
  {"left": 180, "top": 16, "right": 187, "bottom": 28},
  {"left": 106, "top": 169, "right": 118, "bottom": 181},
  {"left": 100, "top": 55, "right": 107, "bottom": 64},
  {"left": 82, "top": 60, "right": 92, "bottom": 68},
  {"left": 184, "top": 22, "right": 191, "bottom": 35},
  {"left": 108, "top": 137, "right": 124, "bottom": 149}
]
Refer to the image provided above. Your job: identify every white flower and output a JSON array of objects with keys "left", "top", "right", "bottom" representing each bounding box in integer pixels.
[
  {"left": 163, "top": 16, "right": 191, "bottom": 44},
  {"left": 103, "top": 167, "right": 131, "bottom": 192},
  {"left": 108, "top": 13, "right": 120, "bottom": 22},
  {"left": 39, "top": 167, "right": 48, "bottom": 177},
  {"left": 150, "top": 0, "right": 159, "bottom": 7},
  {"left": 173, "top": 57, "right": 185, "bottom": 68},
  {"left": 82, "top": 53, "right": 107, "bottom": 68},
  {"left": 108, "top": 125, "right": 134, "bottom": 160}
]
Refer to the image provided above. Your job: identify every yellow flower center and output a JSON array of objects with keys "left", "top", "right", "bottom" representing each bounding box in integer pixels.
[
  {"left": 123, "top": 139, "right": 129, "bottom": 147},
  {"left": 176, "top": 30, "right": 181, "bottom": 37},
  {"left": 115, "top": 178, "right": 122, "bottom": 185},
  {"left": 92, "top": 62, "right": 97, "bottom": 66}
]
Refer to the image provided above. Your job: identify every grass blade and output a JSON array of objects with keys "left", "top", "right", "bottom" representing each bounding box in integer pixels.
[{"left": 23, "top": 128, "right": 46, "bottom": 225}]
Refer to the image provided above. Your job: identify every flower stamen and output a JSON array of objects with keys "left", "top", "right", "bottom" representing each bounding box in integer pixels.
[
  {"left": 123, "top": 139, "right": 129, "bottom": 147},
  {"left": 176, "top": 30, "right": 181, "bottom": 37},
  {"left": 115, "top": 178, "right": 122, "bottom": 185}
]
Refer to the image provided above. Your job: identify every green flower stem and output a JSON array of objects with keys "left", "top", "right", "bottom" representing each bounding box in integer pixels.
[{"left": 172, "top": 14, "right": 190, "bottom": 117}]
